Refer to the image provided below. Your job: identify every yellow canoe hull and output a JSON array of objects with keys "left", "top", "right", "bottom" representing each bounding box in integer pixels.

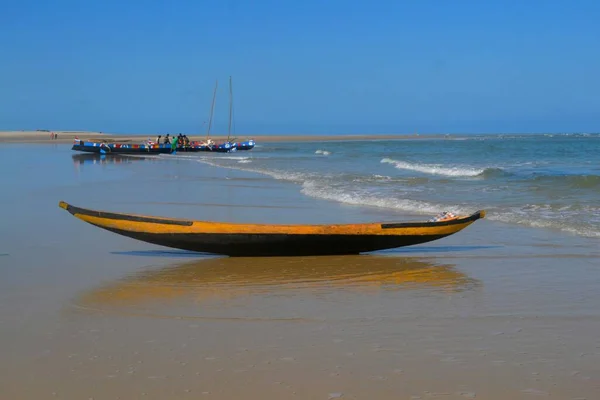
[{"left": 59, "top": 201, "right": 485, "bottom": 256}]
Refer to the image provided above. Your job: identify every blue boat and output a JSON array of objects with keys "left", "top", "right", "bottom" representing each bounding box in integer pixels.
[
  {"left": 234, "top": 139, "right": 255, "bottom": 151},
  {"left": 71, "top": 139, "right": 240, "bottom": 154}
]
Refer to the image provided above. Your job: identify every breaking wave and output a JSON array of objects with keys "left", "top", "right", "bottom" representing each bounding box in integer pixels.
[
  {"left": 180, "top": 154, "right": 599, "bottom": 239},
  {"left": 300, "top": 182, "right": 600, "bottom": 238},
  {"left": 300, "top": 181, "right": 471, "bottom": 216},
  {"left": 381, "top": 158, "right": 500, "bottom": 177}
]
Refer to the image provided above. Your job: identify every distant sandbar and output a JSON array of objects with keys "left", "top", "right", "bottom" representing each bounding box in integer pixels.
[{"left": 0, "top": 130, "right": 447, "bottom": 144}]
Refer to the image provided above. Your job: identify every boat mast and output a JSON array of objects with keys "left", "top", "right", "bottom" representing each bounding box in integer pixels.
[
  {"left": 227, "top": 75, "right": 233, "bottom": 142},
  {"left": 206, "top": 79, "right": 218, "bottom": 141}
]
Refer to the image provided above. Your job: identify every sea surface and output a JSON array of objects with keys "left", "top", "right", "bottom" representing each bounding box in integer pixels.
[
  {"left": 0, "top": 136, "right": 599, "bottom": 399},
  {"left": 185, "top": 133, "right": 600, "bottom": 238}
]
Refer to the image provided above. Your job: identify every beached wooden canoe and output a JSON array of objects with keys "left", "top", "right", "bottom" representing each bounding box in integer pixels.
[{"left": 58, "top": 201, "right": 485, "bottom": 257}]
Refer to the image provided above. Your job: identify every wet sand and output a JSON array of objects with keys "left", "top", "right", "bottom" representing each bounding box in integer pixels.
[{"left": 0, "top": 144, "right": 599, "bottom": 399}]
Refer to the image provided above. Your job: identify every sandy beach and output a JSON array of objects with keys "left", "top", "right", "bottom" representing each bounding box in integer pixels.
[
  {"left": 0, "top": 130, "right": 441, "bottom": 144},
  {"left": 0, "top": 142, "right": 598, "bottom": 399},
  {"left": 3, "top": 0, "right": 600, "bottom": 396}
]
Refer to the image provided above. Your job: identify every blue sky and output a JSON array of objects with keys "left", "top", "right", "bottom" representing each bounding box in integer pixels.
[{"left": 1, "top": 0, "right": 599, "bottom": 134}]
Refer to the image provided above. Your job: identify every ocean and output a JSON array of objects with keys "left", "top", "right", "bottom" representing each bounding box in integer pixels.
[{"left": 179, "top": 133, "right": 600, "bottom": 239}]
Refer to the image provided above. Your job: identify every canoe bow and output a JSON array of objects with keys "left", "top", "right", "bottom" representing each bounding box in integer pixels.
[{"left": 59, "top": 201, "right": 485, "bottom": 256}]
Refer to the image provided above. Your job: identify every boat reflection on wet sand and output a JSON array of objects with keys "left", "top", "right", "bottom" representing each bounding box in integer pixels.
[
  {"left": 76, "top": 255, "right": 479, "bottom": 316},
  {"left": 71, "top": 153, "right": 163, "bottom": 169}
]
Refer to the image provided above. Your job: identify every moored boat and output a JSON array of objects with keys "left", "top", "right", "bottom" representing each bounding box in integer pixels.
[
  {"left": 72, "top": 139, "right": 172, "bottom": 154},
  {"left": 234, "top": 139, "right": 255, "bottom": 150},
  {"left": 188, "top": 139, "right": 238, "bottom": 153},
  {"left": 71, "top": 138, "right": 243, "bottom": 154},
  {"left": 58, "top": 201, "right": 485, "bottom": 257}
]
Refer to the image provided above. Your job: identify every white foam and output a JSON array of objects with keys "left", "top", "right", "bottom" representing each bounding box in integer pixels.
[
  {"left": 300, "top": 180, "right": 472, "bottom": 216},
  {"left": 315, "top": 150, "right": 331, "bottom": 155},
  {"left": 176, "top": 153, "right": 600, "bottom": 239},
  {"left": 222, "top": 156, "right": 251, "bottom": 160},
  {"left": 194, "top": 157, "right": 311, "bottom": 183},
  {"left": 303, "top": 182, "right": 600, "bottom": 238},
  {"left": 492, "top": 211, "right": 600, "bottom": 238},
  {"left": 350, "top": 174, "right": 394, "bottom": 183},
  {"left": 381, "top": 158, "right": 485, "bottom": 177}
]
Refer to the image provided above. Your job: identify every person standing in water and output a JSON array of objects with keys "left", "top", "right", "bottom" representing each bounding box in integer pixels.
[{"left": 171, "top": 135, "right": 178, "bottom": 153}]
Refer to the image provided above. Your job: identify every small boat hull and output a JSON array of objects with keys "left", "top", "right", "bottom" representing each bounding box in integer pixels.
[
  {"left": 59, "top": 201, "right": 485, "bottom": 257},
  {"left": 234, "top": 139, "right": 255, "bottom": 150},
  {"left": 72, "top": 143, "right": 171, "bottom": 154}
]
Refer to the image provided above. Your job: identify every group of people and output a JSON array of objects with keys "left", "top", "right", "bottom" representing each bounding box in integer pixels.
[
  {"left": 155, "top": 133, "right": 191, "bottom": 150},
  {"left": 147, "top": 133, "right": 221, "bottom": 153}
]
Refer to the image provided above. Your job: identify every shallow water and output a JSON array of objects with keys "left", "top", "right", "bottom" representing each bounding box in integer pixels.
[
  {"left": 0, "top": 142, "right": 599, "bottom": 399},
  {"left": 194, "top": 134, "right": 600, "bottom": 238}
]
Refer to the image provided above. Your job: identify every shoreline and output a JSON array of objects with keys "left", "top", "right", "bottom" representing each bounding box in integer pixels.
[
  {"left": 5, "top": 130, "right": 594, "bottom": 144},
  {"left": 0, "top": 130, "right": 444, "bottom": 144}
]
